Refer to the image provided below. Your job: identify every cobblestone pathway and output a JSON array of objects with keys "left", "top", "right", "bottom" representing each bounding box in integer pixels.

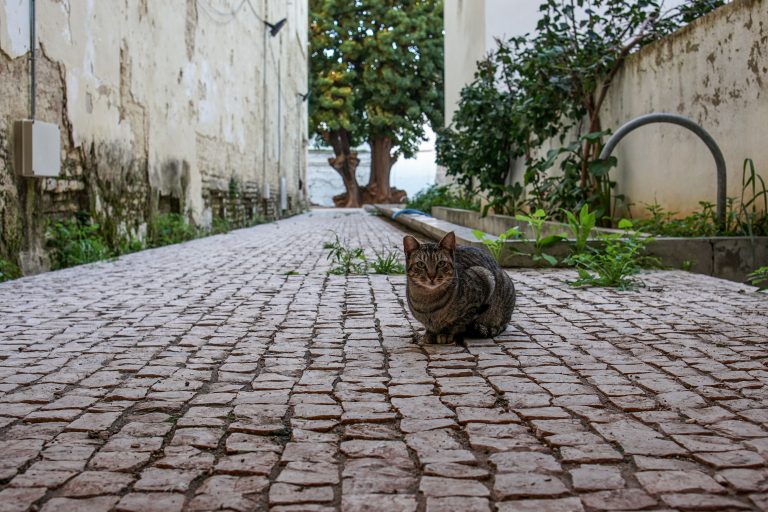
[{"left": 0, "top": 209, "right": 767, "bottom": 512}]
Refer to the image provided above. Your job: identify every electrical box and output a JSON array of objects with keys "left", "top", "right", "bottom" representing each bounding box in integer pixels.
[{"left": 14, "top": 119, "right": 61, "bottom": 177}]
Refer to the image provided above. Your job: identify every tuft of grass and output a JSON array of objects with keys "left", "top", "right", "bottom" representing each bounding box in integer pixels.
[
  {"left": 47, "top": 217, "right": 113, "bottom": 269},
  {"left": 211, "top": 217, "right": 232, "bottom": 235},
  {"left": 149, "top": 213, "right": 198, "bottom": 248},
  {"left": 0, "top": 258, "right": 21, "bottom": 282},
  {"left": 370, "top": 251, "right": 405, "bottom": 274}
]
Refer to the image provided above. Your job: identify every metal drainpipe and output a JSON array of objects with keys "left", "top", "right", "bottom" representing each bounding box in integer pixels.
[
  {"left": 599, "top": 112, "right": 727, "bottom": 232},
  {"left": 30, "top": 0, "right": 36, "bottom": 120}
]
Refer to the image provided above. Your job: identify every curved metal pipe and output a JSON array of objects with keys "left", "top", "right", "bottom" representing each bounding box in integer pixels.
[{"left": 599, "top": 112, "right": 727, "bottom": 231}]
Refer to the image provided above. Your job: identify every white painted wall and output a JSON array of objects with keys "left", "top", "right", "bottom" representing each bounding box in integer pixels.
[{"left": 0, "top": 0, "right": 309, "bottom": 221}]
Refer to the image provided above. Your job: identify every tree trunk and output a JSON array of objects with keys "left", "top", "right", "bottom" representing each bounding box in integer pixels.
[
  {"left": 368, "top": 136, "right": 397, "bottom": 203},
  {"left": 325, "top": 129, "right": 363, "bottom": 207},
  {"left": 330, "top": 152, "right": 362, "bottom": 207}
]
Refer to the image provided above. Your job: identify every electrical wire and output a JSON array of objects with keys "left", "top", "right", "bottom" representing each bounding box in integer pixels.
[{"left": 196, "top": 0, "right": 249, "bottom": 25}]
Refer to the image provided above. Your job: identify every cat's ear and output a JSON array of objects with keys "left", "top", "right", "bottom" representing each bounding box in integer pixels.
[
  {"left": 439, "top": 231, "right": 456, "bottom": 253},
  {"left": 403, "top": 235, "right": 421, "bottom": 257}
]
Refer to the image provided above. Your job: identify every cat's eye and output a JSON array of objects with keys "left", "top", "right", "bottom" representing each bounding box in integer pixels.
[
  {"left": 437, "top": 261, "right": 448, "bottom": 268},
  {"left": 416, "top": 261, "right": 426, "bottom": 269}
]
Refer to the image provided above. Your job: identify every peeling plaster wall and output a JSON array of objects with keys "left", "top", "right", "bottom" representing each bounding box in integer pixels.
[
  {"left": 601, "top": 0, "right": 767, "bottom": 216},
  {"left": 0, "top": 0, "right": 308, "bottom": 273}
]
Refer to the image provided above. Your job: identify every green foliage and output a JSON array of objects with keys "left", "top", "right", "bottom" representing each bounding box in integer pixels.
[
  {"left": 748, "top": 266, "right": 768, "bottom": 291},
  {"left": 47, "top": 217, "right": 113, "bottom": 269},
  {"left": 472, "top": 227, "right": 522, "bottom": 264},
  {"left": 323, "top": 235, "right": 405, "bottom": 275},
  {"left": 405, "top": 184, "right": 480, "bottom": 214},
  {"left": 149, "top": 214, "right": 198, "bottom": 248},
  {"left": 211, "top": 217, "right": 233, "bottom": 235},
  {"left": 370, "top": 251, "right": 406, "bottom": 274},
  {"left": 324, "top": 233, "right": 368, "bottom": 275},
  {"left": 563, "top": 204, "right": 597, "bottom": 254},
  {"left": 437, "top": 0, "right": 723, "bottom": 221},
  {"left": 635, "top": 160, "right": 767, "bottom": 237},
  {"left": 309, "top": 0, "right": 444, "bottom": 158},
  {"left": 733, "top": 158, "right": 768, "bottom": 237},
  {"left": 569, "top": 219, "right": 658, "bottom": 290},
  {"left": 515, "top": 209, "right": 565, "bottom": 265},
  {"left": 0, "top": 258, "right": 21, "bottom": 282},
  {"left": 118, "top": 236, "right": 145, "bottom": 255}
]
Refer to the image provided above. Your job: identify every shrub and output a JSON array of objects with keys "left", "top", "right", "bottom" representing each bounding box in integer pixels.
[{"left": 405, "top": 184, "right": 479, "bottom": 214}]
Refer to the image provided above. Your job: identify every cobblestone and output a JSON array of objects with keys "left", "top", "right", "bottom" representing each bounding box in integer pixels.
[{"left": 0, "top": 209, "right": 766, "bottom": 510}]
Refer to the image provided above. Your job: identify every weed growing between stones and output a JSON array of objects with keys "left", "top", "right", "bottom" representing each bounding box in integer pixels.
[
  {"left": 323, "top": 234, "right": 368, "bottom": 275},
  {"left": 323, "top": 233, "right": 406, "bottom": 275},
  {"left": 370, "top": 251, "right": 405, "bottom": 274},
  {"left": 568, "top": 219, "right": 659, "bottom": 290}
]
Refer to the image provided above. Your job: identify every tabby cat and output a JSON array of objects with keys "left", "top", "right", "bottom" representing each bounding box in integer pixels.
[{"left": 404, "top": 231, "right": 516, "bottom": 344}]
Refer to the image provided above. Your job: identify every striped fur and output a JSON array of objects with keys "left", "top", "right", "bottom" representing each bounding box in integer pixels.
[{"left": 404, "top": 232, "right": 516, "bottom": 344}]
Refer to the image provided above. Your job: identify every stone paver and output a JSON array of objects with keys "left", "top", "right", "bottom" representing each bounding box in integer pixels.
[{"left": 0, "top": 208, "right": 766, "bottom": 511}]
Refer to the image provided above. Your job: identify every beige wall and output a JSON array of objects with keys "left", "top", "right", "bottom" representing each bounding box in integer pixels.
[
  {"left": 443, "top": 0, "right": 486, "bottom": 127},
  {"left": 601, "top": 0, "right": 767, "bottom": 216},
  {"left": 0, "top": 0, "right": 308, "bottom": 271}
]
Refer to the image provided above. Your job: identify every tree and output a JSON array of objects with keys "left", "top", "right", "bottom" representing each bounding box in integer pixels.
[{"left": 309, "top": 0, "right": 444, "bottom": 207}]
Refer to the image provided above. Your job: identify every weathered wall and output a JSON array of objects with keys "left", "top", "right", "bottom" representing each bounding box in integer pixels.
[
  {"left": 0, "top": 0, "right": 308, "bottom": 274},
  {"left": 600, "top": 0, "right": 767, "bottom": 216}
]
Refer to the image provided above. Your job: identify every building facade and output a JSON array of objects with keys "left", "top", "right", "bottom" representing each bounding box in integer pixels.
[{"left": 0, "top": 0, "right": 308, "bottom": 274}]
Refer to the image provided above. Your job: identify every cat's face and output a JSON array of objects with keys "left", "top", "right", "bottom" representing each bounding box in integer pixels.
[{"left": 403, "top": 232, "right": 456, "bottom": 290}]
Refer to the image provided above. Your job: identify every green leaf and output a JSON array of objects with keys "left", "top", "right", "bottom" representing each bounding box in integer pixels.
[
  {"left": 541, "top": 253, "right": 558, "bottom": 266},
  {"left": 539, "top": 234, "right": 566, "bottom": 247},
  {"left": 588, "top": 157, "right": 617, "bottom": 177},
  {"left": 472, "top": 229, "right": 486, "bottom": 241},
  {"left": 618, "top": 219, "right": 634, "bottom": 230}
]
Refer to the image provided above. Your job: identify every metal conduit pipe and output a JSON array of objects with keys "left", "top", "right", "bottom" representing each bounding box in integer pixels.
[
  {"left": 599, "top": 113, "right": 727, "bottom": 232},
  {"left": 30, "top": 0, "right": 36, "bottom": 120}
]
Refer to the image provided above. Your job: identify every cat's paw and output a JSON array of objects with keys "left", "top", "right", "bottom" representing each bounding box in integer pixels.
[
  {"left": 435, "top": 333, "right": 455, "bottom": 345},
  {"left": 420, "top": 332, "right": 437, "bottom": 344}
]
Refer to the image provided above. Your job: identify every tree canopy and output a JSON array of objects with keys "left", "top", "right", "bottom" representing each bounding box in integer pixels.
[{"left": 309, "top": 0, "right": 444, "bottom": 206}]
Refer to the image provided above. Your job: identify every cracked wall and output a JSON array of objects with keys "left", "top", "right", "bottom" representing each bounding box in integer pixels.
[{"left": 0, "top": 0, "right": 309, "bottom": 274}]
